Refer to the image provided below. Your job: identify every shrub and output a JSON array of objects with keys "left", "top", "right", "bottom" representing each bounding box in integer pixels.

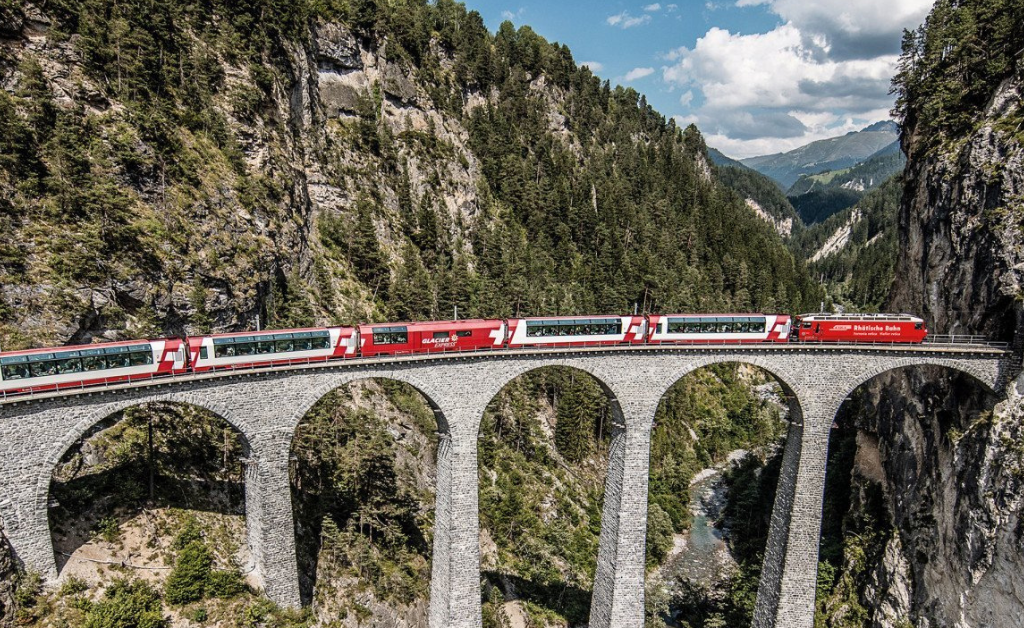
[
  {"left": 207, "top": 569, "right": 246, "bottom": 598},
  {"left": 164, "top": 541, "right": 212, "bottom": 605},
  {"left": 84, "top": 578, "right": 165, "bottom": 628},
  {"left": 171, "top": 515, "right": 203, "bottom": 551},
  {"left": 59, "top": 575, "right": 89, "bottom": 597},
  {"left": 97, "top": 516, "right": 120, "bottom": 543}
]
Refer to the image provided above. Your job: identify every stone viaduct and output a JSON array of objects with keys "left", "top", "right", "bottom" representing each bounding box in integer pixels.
[{"left": 0, "top": 345, "right": 1013, "bottom": 628}]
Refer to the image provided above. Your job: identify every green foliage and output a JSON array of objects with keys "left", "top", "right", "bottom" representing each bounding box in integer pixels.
[
  {"left": 83, "top": 578, "right": 165, "bottom": 628},
  {"left": 59, "top": 576, "right": 90, "bottom": 597},
  {"left": 171, "top": 515, "right": 204, "bottom": 551},
  {"left": 164, "top": 540, "right": 213, "bottom": 605},
  {"left": 479, "top": 368, "right": 609, "bottom": 625},
  {"left": 790, "top": 176, "right": 901, "bottom": 311},
  {"left": 97, "top": 515, "right": 121, "bottom": 543},
  {"left": 165, "top": 517, "right": 248, "bottom": 605},
  {"left": 291, "top": 381, "right": 435, "bottom": 605},
  {"left": 207, "top": 569, "right": 247, "bottom": 598},
  {"left": 554, "top": 372, "right": 604, "bottom": 463},
  {"left": 645, "top": 502, "right": 675, "bottom": 565},
  {"left": 790, "top": 188, "right": 864, "bottom": 226},
  {"left": 892, "top": 0, "right": 1024, "bottom": 152},
  {"left": 787, "top": 148, "right": 904, "bottom": 198},
  {"left": 716, "top": 164, "right": 802, "bottom": 233}
]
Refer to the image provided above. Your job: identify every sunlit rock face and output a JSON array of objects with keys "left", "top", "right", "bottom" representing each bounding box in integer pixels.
[{"left": 854, "top": 71, "right": 1024, "bottom": 628}]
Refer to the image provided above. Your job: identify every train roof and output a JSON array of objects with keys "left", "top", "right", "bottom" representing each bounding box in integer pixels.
[
  {"left": 656, "top": 313, "right": 786, "bottom": 317},
  {"left": 359, "top": 319, "right": 502, "bottom": 330},
  {"left": 0, "top": 338, "right": 170, "bottom": 360},
  {"left": 194, "top": 326, "right": 347, "bottom": 340},
  {"left": 798, "top": 313, "right": 923, "bottom": 322},
  {"left": 516, "top": 314, "right": 633, "bottom": 321}
]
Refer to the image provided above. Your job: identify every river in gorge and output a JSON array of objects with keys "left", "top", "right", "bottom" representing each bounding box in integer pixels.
[{"left": 648, "top": 450, "right": 747, "bottom": 626}]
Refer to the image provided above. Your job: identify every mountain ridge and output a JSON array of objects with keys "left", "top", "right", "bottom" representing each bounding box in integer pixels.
[{"left": 737, "top": 121, "right": 899, "bottom": 188}]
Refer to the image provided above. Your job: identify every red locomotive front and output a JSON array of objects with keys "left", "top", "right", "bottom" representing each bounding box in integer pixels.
[{"left": 796, "top": 314, "right": 927, "bottom": 343}]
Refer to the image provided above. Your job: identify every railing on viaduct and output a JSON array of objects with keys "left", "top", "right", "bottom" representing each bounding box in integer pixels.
[{"left": 0, "top": 343, "right": 1015, "bottom": 628}]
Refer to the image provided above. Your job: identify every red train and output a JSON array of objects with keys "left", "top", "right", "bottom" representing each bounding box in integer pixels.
[{"left": 0, "top": 312, "right": 926, "bottom": 395}]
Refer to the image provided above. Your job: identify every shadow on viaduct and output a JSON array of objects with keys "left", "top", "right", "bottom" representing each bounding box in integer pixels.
[{"left": 0, "top": 347, "right": 1013, "bottom": 628}]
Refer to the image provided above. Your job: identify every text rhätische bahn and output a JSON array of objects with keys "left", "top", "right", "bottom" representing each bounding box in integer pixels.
[{"left": 0, "top": 313, "right": 926, "bottom": 395}]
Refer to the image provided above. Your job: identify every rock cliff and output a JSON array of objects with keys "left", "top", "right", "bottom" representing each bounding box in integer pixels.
[
  {"left": 835, "top": 6, "right": 1024, "bottom": 625},
  {"left": 0, "top": 531, "right": 14, "bottom": 628}
]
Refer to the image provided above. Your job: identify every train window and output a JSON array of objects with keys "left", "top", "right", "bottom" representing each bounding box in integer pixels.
[
  {"left": 129, "top": 351, "right": 152, "bottom": 367},
  {"left": 56, "top": 358, "right": 83, "bottom": 374},
  {"left": 199, "top": 347, "right": 209, "bottom": 360},
  {"left": 235, "top": 343, "right": 255, "bottom": 356},
  {"left": 457, "top": 330, "right": 472, "bottom": 337},
  {"left": 914, "top": 323, "right": 923, "bottom": 330},
  {"left": 1, "top": 363, "right": 29, "bottom": 380},
  {"left": 294, "top": 337, "right": 313, "bottom": 351},
  {"left": 433, "top": 331, "right": 450, "bottom": 339},
  {"left": 29, "top": 361, "right": 56, "bottom": 377},
  {"left": 255, "top": 341, "right": 274, "bottom": 354},
  {"left": 276, "top": 339, "right": 294, "bottom": 352},
  {"left": 82, "top": 355, "right": 105, "bottom": 371},
  {"left": 107, "top": 353, "right": 131, "bottom": 369}
]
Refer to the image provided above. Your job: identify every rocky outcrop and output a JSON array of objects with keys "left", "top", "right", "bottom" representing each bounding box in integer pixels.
[
  {"left": 848, "top": 61, "right": 1024, "bottom": 628},
  {"left": 0, "top": 531, "right": 15, "bottom": 628},
  {"left": 851, "top": 367, "right": 1024, "bottom": 628},
  {"left": 890, "top": 76, "right": 1024, "bottom": 341}
]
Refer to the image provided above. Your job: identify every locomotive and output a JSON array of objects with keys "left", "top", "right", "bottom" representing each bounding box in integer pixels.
[{"left": 0, "top": 312, "right": 926, "bottom": 395}]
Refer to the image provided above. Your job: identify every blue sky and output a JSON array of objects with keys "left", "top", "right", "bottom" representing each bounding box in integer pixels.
[{"left": 461, "top": 0, "right": 934, "bottom": 158}]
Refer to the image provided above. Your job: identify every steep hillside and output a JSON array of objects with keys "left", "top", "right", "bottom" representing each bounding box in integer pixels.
[
  {"left": 0, "top": 0, "right": 820, "bottom": 352},
  {"left": 716, "top": 164, "right": 802, "bottom": 238},
  {"left": 707, "top": 146, "right": 747, "bottom": 170},
  {"left": 814, "top": 1, "right": 1024, "bottom": 626},
  {"left": 741, "top": 121, "right": 898, "bottom": 189},
  {"left": 788, "top": 176, "right": 900, "bottom": 311}
]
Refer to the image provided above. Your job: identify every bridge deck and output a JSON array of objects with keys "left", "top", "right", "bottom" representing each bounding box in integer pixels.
[{"left": 1, "top": 341, "right": 1010, "bottom": 405}]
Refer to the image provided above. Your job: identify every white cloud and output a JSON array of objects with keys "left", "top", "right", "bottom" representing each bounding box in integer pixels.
[
  {"left": 501, "top": 7, "right": 526, "bottom": 21},
  {"left": 663, "top": 25, "right": 897, "bottom": 113},
  {"left": 661, "top": 0, "right": 928, "bottom": 155},
  {"left": 644, "top": 3, "right": 662, "bottom": 11},
  {"left": 704, "top": 111, "right": 893, "bottom": 158},
  {"left": 607, "top": 11, "right": 652, "bottom": 28},
  {"left": 662, "top": 21, "right": 906, "bottom": 157},
  {"left": 580, "top": 61, "right": 605, "bottom": 72},
  {"left": 739, "top": 0, "right": 932, "bottom": 59},
  {"left": 666, "top": 3, "right": 678, "bottom": 10},
  {"left": 622, "top": 67, "right": 655, "bottom": 82}
]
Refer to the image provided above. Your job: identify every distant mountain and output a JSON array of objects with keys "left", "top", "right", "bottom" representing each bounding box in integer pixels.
[
  {"left": 715, "top": 163, "right": 801, "bottom": 238},
  {"left": 707, "top": 147, "right": 748, "bottom": 170},
  {"left": 741, "top": 121, "right": 899, "bottom": 188},
  {"left": 787, "top": 141, "right": 905, "bottom": 196}
]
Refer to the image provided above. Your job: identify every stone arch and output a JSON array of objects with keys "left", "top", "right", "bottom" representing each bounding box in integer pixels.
[
  {"left": 475, "top": 360, "right": 628, "bottom": 437},
  {"left": 648, "top": 354, "right": 804, "bottom": 413},
  {"left": 286, "top": 370, "right": 454, "bottom": 610},
  {"left": 285, "top": 371, "right": 453, "bottom": 444},
  {"left": 474, "top": 361, "right": 629, "bottom": 626},
  {"left": 38, "top": 393, "right": 255, "bottom": 579},
  {"left": 840, "top": 357, "right": 1001, "bottom": 404}
]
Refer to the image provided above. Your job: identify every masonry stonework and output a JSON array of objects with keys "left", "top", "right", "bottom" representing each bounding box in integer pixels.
[{"left": 0, "top": 347, "right": 1010, "bottom": 627}]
